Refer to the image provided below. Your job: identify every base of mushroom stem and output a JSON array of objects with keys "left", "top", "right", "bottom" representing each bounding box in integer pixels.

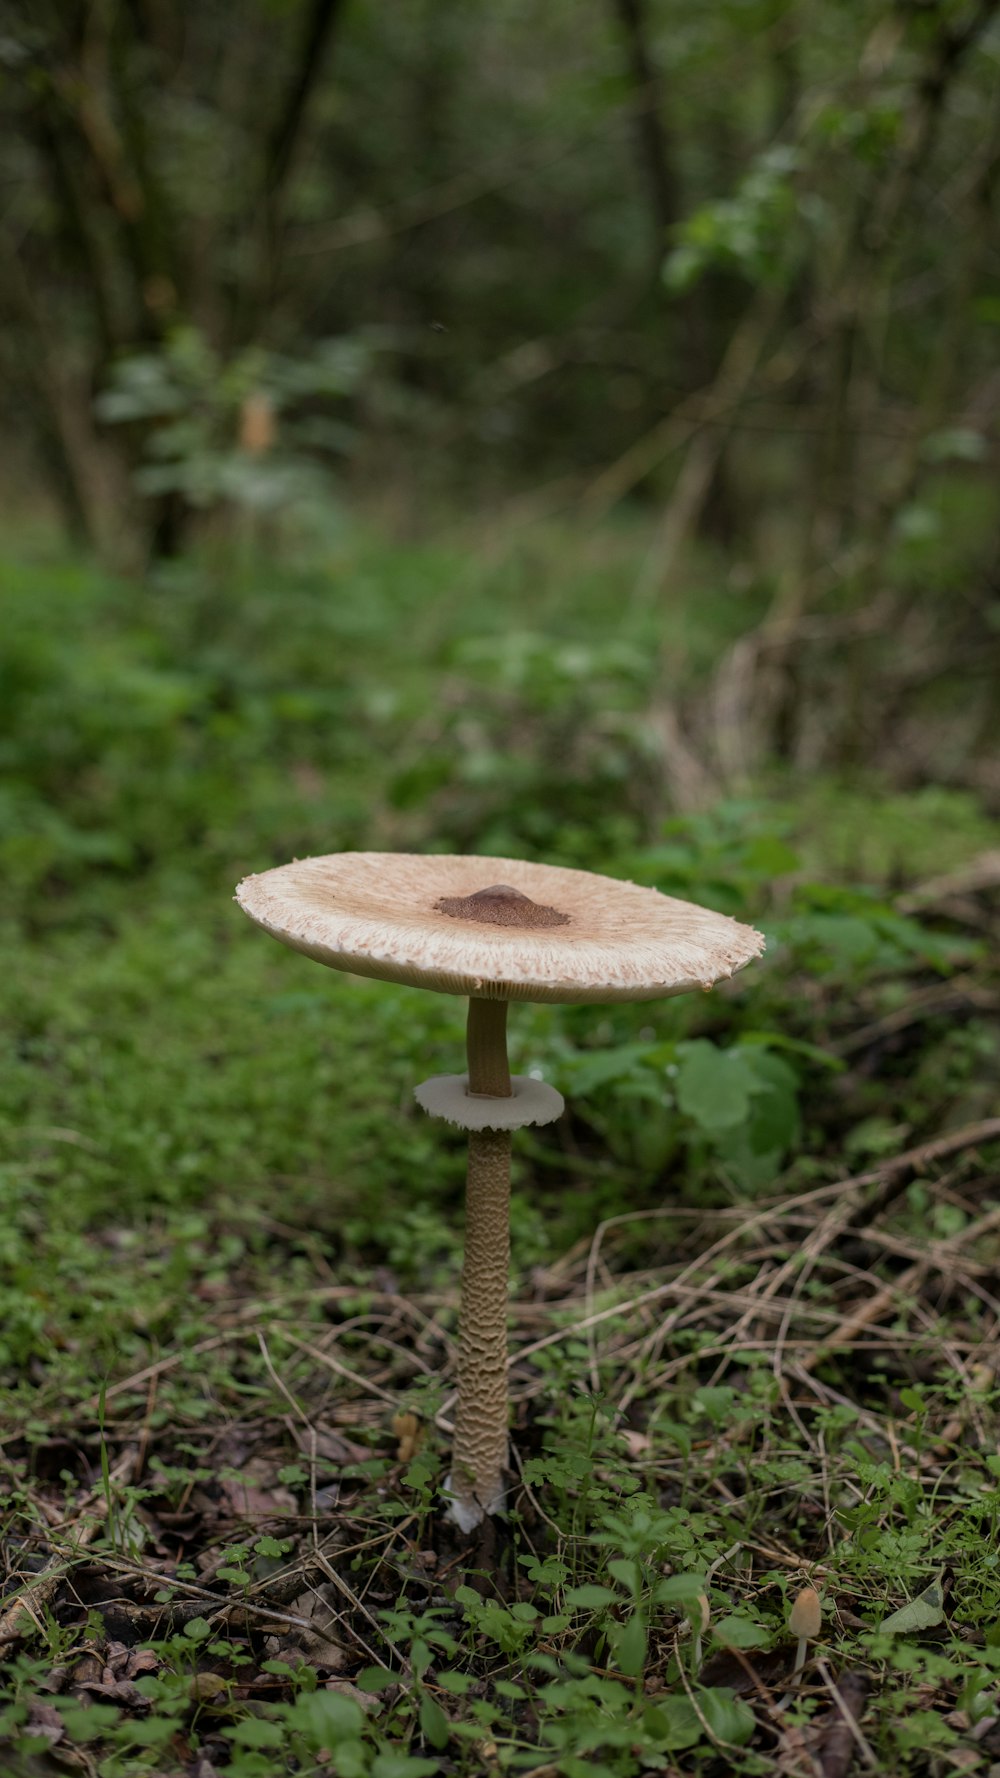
[{"left": 443, "top": 1472, "right": 507, "bottom": 1533}]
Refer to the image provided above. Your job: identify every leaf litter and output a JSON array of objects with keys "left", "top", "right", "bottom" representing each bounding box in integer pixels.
[{"left": 2, "top": 1113, "right": 999, "bottom": 1774}]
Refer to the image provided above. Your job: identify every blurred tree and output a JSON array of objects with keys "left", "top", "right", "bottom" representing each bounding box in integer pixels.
[
  {"left": 1, "top": 0, "right": 348, "bottom": 552},
  {"left": 609, "top": 0, "right": 679, "bottom": 248},
  {"left": 0, "top": 0, "right": 996, "bottom": 660}
]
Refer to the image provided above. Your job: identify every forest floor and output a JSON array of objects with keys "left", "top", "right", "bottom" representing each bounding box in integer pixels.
[{"left": 2, "top": 523, "right": 1000, "bottom": 1777}]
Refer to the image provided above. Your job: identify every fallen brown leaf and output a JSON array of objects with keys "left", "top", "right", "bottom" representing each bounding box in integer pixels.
[
  {"left": 263, "top": 1585, "right": 346, "bottom": 1666},
  {"left": 189, "top": 1672, "right": 229, "bottom": 1702},
  {"left": 215, "top": 1459, "right": 297, "bottom": 1523},
  {"left": 815, "top": 1672, "right": 869, "bottom": 1778},
  {"left": 699, "top": 1644, "right": 792, "bottom": 1694},
  {"left": 23, "top": 1700, "right": 65, "bottom": 1746},
  {"left": 311, "top": 1424, "right": 373, "bottom": 1466},
  {"left": 70, "top": 1655, "right": 104, "bottom": 1689},
  {"left": 620, "top": 1430, "right": 652, "bottom": 1458},
  {"left": 324, "top": 1678, "right": 381, "bottom": 1715},
  {"left": 73, "top": 1679, "right": 150, "bottom": 1709},
  {"left": 126, "top": 1648, "right": 160, "bottom": 1678}
]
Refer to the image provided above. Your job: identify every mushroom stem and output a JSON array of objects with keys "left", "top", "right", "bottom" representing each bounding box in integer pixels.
[
  {"left": 449, "top": 997, "right": 513, "bottom": 1530},
  {"left": 781, "top": 1585, "right": 822, "bottom": 1706},
  {"left": 466, "top": 996, "right": 512, "bottom": 1097},
  {"left": 451, "top": 1126, "right": 511, "bottom": 1528}
]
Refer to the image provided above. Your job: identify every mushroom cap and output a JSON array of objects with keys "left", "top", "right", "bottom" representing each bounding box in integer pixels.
[
  {"left": 235, "top": 852, "right": 764, "bottom": 1004},
  {"left": 788, "top": 1586, "right": 822, "bottom": 1639}
]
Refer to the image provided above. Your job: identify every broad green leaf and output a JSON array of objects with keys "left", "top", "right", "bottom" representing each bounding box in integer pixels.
[
  {"left": 713, "top": 1614, "right": 771, "bottom": 1649},
  {"left": 738, "top": 1029, "right": 843, "bottom": 1070},
  {"left": 558, "top": 1760, "right": 621, "bottom": 1778},
  {"left": 564, "top": 1583, "right": 619, "bottom": 1609},
  {"left": 436, "top": 1670, "right": 473, "bottom": 1695},
  {"left": 607, "top": 1558, "right": 641, "bottom": 1596},
  {"left": 292, "top": 1690, "right": 365, "bottom": 1739},
  {"left": 656, "top": 1573, "right": 707, "bottom": 1606},
  {"left": 614, "top": 1611, "right": 648, "bottom": 1677},
  {"left": 254, "top": 1534, "right": 290, "bottom": 1558},
  {"left": 419, "top": 1694, "right": 450, "bottom": 1749},
  {"left": 676, "top": 1041, "right": 758, "bottom": 1132},
  {"left": 225, "top": 1717, "right": 286, "bottom": 1748},
  {"left": 742, "top": 834, "right": 799, "bottom": 874},
  {"left": 880, "top": 1578, "right": 946, "bottom": 1634},
  {"left": 356, "top": 1666, "right": 397, "bottom": 1692},
  {"left": 371, "top": 1755, "right": 441, "bottom": 1778},
  {"left": 700, "top": 1686, "right": 756, "bottom": 1745},
  {"left": 55, "top": 1706, "right": 121, "bottom": 1743},
  {"left": 641, "top": 1695, "right": 703, "bottom": 1750},
  {"left": 693, "top": 1385, "right": 737, "bottom": 1424},
  {"left": 120, "top": 1718, "right": 177, "bottom": 1746},
  {"left": 563, "top": 1042, "right": 658, "bottom": 1095}
]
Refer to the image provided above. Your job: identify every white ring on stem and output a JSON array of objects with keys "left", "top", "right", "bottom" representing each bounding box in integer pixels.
[{"left": 414, "top": 1074, "right": 564, "bottom": 1131}]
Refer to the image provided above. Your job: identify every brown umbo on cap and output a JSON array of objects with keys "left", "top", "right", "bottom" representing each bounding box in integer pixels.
[{"left": 235, "top": 852, "right": 765, "bottom": 1003}]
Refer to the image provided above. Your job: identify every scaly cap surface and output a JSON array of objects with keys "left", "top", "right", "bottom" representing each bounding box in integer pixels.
[{"left": 235, "top": 852, "right": 765, "bottom": 1004}]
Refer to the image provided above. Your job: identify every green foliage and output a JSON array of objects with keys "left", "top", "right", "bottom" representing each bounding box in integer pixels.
[
  {"left": 664, "top": 146, "right": 807, "bottom": 291},
  {"left": 0, "top": 523, "right": 998, "bottom": 1774},
  {"left": 0, "top": 531, "right": 995, "bottom": 1408},
  {"left": 97, "top": 325, "right": 370, "bottom": 518},
  {"left": 4, "top": 0, "right": 999, "bottom": 618}
]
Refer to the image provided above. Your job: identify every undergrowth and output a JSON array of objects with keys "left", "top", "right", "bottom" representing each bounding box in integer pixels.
[{"left": 1, "top": 527, "right": 999, "bottom": 1775}]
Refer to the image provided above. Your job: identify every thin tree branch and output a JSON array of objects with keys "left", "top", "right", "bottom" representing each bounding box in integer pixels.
[
  {"left": 249, "top": 0, "right": 348, "bottom": 333},
  {"left": 609, "top": 0, "right": 678, "bottom": 240},
  {"left": 265, "top": 0, "right": 346, "bottom": 202}
]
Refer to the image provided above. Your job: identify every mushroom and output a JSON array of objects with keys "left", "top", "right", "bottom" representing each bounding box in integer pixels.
[
  {"left": 788, "top": 1585, "right": 822, "bottom": 1683},
  {"left": 691, "top": 1592, "right": 710, "bottom": 1672},
  {"left": 235, "top": 852, "right": 764, "bottom": 1530}
]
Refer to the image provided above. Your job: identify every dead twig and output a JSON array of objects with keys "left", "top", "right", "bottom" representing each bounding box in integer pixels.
[
  {"left": 898, "top": 850, "right": 1000, "bottom": 912},
  {"left": 266, "top": 1327, "right": 402, "bottom": 1409},
  {"left": 0, "top": 1449, "right": 138, "bottom": 1647},
  {"left": 832, "top": 980, "right": 1000, "bottom": 1056},
  {"left": 813, "top": 1665, "right": 875, "bottom": 1775}
]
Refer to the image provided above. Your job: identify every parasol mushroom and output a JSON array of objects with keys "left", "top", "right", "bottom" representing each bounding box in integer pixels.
[{"left": 235, "top": 852, "right": 764, "bottom": 1530}]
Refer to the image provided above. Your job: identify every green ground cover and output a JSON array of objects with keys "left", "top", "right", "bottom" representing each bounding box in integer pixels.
[{"left": 2, "top": 528, "right": 999, "bottom": 1776}]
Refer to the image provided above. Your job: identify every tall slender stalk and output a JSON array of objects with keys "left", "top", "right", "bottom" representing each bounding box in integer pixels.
[{"left": 449, "top": 997, "right": 513, "bottom": 1529}]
